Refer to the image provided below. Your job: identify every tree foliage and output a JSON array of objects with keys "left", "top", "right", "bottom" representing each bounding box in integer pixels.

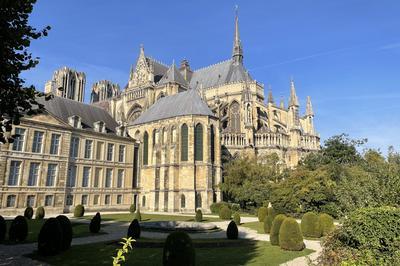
[{"left": 0, "top": 0, "right": 51, "bottom": 143}]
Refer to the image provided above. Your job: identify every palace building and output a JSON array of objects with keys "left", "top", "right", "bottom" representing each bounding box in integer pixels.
[{"left": 0, "top": 12, "right": 319, "bottom": 215}]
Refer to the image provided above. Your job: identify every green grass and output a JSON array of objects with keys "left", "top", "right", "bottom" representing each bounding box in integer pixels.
[
  {"left": 30, "top": 239, "right": 313, "bottom": 266},
  {"left": 81, "top": 213, "right": 222, "bottom": 223},
  {"left": 241, "top": 221, "right": 265, "bottom": 234},
  {"left": 4, "top": 219, "right": 106, "bottom": 244}
]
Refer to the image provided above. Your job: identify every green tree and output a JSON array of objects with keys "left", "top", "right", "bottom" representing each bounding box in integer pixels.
[{"left": 0, "top": 0, "right": 51, "bottom": 143}]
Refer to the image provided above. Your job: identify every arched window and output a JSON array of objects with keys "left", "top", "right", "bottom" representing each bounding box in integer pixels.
[
  {"left": 142, "top": 196, "right": 146, "bottom": 207},
  {"left": 194, "top": 123, "right": 203, "bottom": 161},
  {"left": 171, "top": 126, "right": 176, "bottom": 143},
  {"left": 230, "top": 101, "right": 240, "bottom": 132},
  {"left": 181, "top": 194, "right": 186, "bottom": 208},
  {"left": 143, "top": 132, "right": 148, "bottom": 165},
  {"left": 181, "top": 124, "right": 188, "bottom": 161},
  {"left": 210, "top": 125, "right": 215, "bottom": 163},
  {"left": 152, "top": 129, "right": 157, "bottom": 146}
]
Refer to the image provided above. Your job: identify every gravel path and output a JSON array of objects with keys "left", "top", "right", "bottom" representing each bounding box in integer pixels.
[{"left": 0, "top": 212, "right": 321, "bottom": 266}]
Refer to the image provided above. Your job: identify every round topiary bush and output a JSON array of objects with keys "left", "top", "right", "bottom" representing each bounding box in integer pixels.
[
  {"left": 258, "top": 207, "right": 268, "bottom": 222},
  {"left": 0, "top": 215, "right": 6, "bottom": 243},
  {"left": 24, "top": 207, "right": 33, "bottom": 219},
  {"left": 163, "top": 231, "right": 195, "bottom": 266},
  {"left": 263, "top": 215, "right": 274, "bottom": 234},
  {"left": 301, "top": 212, "right": 322, "bottom": 238},
  {"left": 8, "top": 215, "right": 28, "bottom": 242},
  {"left": 73, "top": 204, "right": 85, "bottom": 217},
  {"left": 195, "top": 209, "right": 203, "bottom": 222},
  {"left": 210, "top": 202, "right": 230, "bottom": 215},
  {"left": 56, "top": 215, "right": 72, "bottom": 251},
  {"left": 270, "top": 214, "right": 287, "bottom": 246},
  {"left": 35, "top": 206, "right": 45, "bottom": 219},
  {"left": 319, "top": 213, "right": 335, "bottom": 236},
  {"left": 127, "top": 219, "right": 141, "bottom": 239},
  {"left": 226, "top": 220, "right": 239, "bottom": 240},
  {"left": 130, "top": 204, "right": 136, "bottom": 213},
  {"left": 233, "top": 212, "right": 241, "bottom": 225},
  {"left": 219, "top": 206, "right": 232, "bottom": 220},
  {"left": 279, "top": 217, "right": 305, "bottom": 251},
  {"left": 89, "top": 213, "right": 101, "bottom": 233},
  {"left": 38, "top": 217, "right": 63, "bottom": 256}
]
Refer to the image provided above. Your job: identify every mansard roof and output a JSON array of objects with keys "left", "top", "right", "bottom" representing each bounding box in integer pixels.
[
  {"left": 130, "top": 89, "right": 215, "bottom": 126},
  {"left": 38, "top": 96, "right": 120, "bottom": 134},
  {"left": 189, "top": 59, "right": 253, "bottom": 90},
  {"left": 158, "top": 63, "right": 188, "bottom": 87}
]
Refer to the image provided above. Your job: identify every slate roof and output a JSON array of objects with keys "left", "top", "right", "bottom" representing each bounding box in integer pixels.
[
  {"left": 146, "top": 57, "right": 169, "bottom": 77},
  {"left": 189, "top": 59, "right": 253, "bottom": 90},
  {"left": 158, "top": 64, "right": 188, "bottom": 87},
  {"left": 38, "top": 96, "right": 120, "bottom": 134},
  {"left": 130, "top": 89, "right": 215, "bottom": 126}
]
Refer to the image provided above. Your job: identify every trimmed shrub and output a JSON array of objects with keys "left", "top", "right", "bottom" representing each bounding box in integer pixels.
[
  {"left": 129, "top": 204, "right": 136, "bottom": 213},
  {"left": 56, "top": 215, "right": 72, "bottom": 251},
  {"left": 133, "top": 208, "right": 142, "bottom": 221},
  {"left": 270, "top": 214, "right": 287, "bottom": 246},
  {"left": 35, "top": 206, "right": 45, "bottom": 219},
  {"left": 317, "top": 207, "right": 400, "bottom": 265},
  {"left": 219, "top": 206, "right": 232, "bottom": 220},
  {"left": 279, "top": 217, "right": 304, "bottom": 251},
  {"left": 210, "top": 201, "right": 230, "bottom": 214},
  {"left": 258, "top": 207, "right": 268, "bottom": 222},
  {"left": 24, "top": 207, "right": 33, "bottom": 219},
  {"left": 233, "top": 212, "right": 241, "bottom": 225},
  {"left": 38, "top": 217, "right": 63, "bottom": 256},
  {"left": 89, "top": 213, "right": 101, "bottom": 233},
  {"left": 267, "top": 207, "right": 277, "bottom": 218},
  {"left": 195, "top": 209, "right": 202, "bottom": 222},
  {"left": 319, "top": 213, "right": 334, "bottom": 236},
  {"left": 301, "top": 212, "right": 322, "bottom": 238},
  {"left": 73, "top": 204, "right": 85, "bottom": 217},
  {"left": 127, "top": 219, "right": 141, "bottom": 239},
  {"left": 8, "top": 215, "right": 28, "bottom": 242},
  {"left": 230, "top": 203, "right": 240, "bottom": 212},
  {"left": 0, "top": 215, "right": 6, "bottom": 243},
  {"left": 226, "top": 221, "right": 239, "bottom": 240},
  {"left": 263, "top": 215, "right": 274, "bottom": 234},
  {"left": 163, "top": 231, "right": 195, "bottom": 266}
]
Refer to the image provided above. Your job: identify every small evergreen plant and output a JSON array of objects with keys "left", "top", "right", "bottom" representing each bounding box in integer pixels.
[
  {"left": 24, "top": 207, "right": 33, "bottom": 219},
  {"left": 270, "top": 214, "right": 287, "bottom": 246},
  {"left": 226, "top": 220, "right": 239, "bottom": 240},
  {"left": 163, "top": 231, "right": 195, "bottom": 266},
  {"left": 279, "top": 217, "right": 305, "bottom": 251},
  {"left": 35, "top": 206, "right": 45, "bottom": 219},
  {"left": 73, "top": 204, "right": 85, "bottom": 217}
]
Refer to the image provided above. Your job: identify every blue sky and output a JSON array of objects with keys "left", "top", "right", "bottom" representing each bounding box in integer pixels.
[{"left": 23, "top": 0, "right": 400, "bottom": 152}]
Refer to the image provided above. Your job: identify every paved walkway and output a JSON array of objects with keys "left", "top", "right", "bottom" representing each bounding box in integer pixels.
[{"left": 0, "top": 211, "right": 321, "bottom": 266}]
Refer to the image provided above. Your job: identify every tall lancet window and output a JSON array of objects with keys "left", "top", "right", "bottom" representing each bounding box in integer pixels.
[
  {"left": 194, "top": 123, "right": 203, "bottom": 161},
  {"left": 181, "top": 124, "right": 188, "bottom": 161},
  {"left": 230, "top": 101, "right": 240, "bottom": 132}
]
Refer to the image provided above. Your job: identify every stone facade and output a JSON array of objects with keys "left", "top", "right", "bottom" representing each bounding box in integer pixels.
[{"left": 90, "top": 80, "right": 121, "bottom": 103}]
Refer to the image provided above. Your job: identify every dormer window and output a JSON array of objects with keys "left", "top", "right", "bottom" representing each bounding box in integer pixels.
[
  {"left": 94, "top": 121, "right": 106, "bottom": 133},
  {"left": 116, "top": 125, "right": 126, "bottom": 137},
  {"left": 68, "top": 115, "right": 82, "bottom": 128}
]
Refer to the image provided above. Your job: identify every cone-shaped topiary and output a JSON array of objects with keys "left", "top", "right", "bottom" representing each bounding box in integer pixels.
[
  {"left": 195, "top": 209, "right": 203, "bottom": 222},
  {"left": 163, "top": 231, "right": 195, "bottom": 266},
  {"left": 226, "top": 220, "right": 239, "bottom": 240},
  {"left": 35, "top": 206, "right": 45, "bottom": 219},
  {"left": 319, "top": 213, "right": 335, "bottom": 236},
  {"left": 301, "top": 212, "right": 322, "bottom": 238},
  {"left": 73, "top": 204, "right": 85, "bottom": 217},
  {"left": 279, "top": 217, "right": 305, "bottom": 251},
  {"left": 24, "top": 207, "right": 33, "bottom": 219},
  {"left": 268, "top": 207, "right": 276, "bottom": 218},
  {"left": 0, "top": 215, "right": 6, "bottom": 243},
  {"left": 38, "top": 217, "right": 63, "bottom": 256},
  {"left": 127, "top": 219, "right": 141, "bottom": 239},
  {"left": 219, "top": 206, "right": 232, "bottom": 220},
  {"left": 133, "top": 207, "right": 141, "bottom": 221},
  {"left": 258, "top": 207, "right": 268, "bottom": 222},
  {"left": 89, "top": 213, "right": 101, "bottom": 233},
  {"left": 9, "top": 215, "right": 28, "bottom": 242},
  {"left": 270, "top": 214, "right": 287, "bottom": 246},
  {"left": 130, "top": 204, "right": 136, "bottom": 213},
  {"left": 263, "top": 215, "right": 274, "bottom": 234},
  {"left": 233, "top": 212, "right": 241, "bottom": 225},
  {"left": 56, "top": 215, "right": 72, "bottom": 251}
]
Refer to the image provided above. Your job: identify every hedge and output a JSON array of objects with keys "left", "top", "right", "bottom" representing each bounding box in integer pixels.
[
  {"left": 56, "top": 215, "right": 72, "bottom": 251},
  {"left": 301, "top": 212, "right": 322, "bottom": 238},
  {"left": 219, "top": 206, "right": 232, "bottom": 220},
  {"left": 319, "top": 213, "right": 334, "bottom": 236},
  {"left": 74, "top": 204, "right": 85, "bottom": 217},
  {"left": 233, "top": 212, "right": 241, "bottom": 225},
  {"left": 195, "top": 209, "right": 203, "bottom": 222},
  {"left": 279, "top": 217, "right": 304, "bottom": 251},
  {"left": 263, "top": 215, "right": 274, "bottom": 234},
  {"left": 270, "top": 214, "right": 287, "bottom": 246},
  {"left": 38, "top": 218, "right": 63, "bottom": 256},
  {"left": 258, "top": 207, "right": 268, "bottom": 222},
  {"left": 9, "top": 215, "right": 28, "bottom": 242}
]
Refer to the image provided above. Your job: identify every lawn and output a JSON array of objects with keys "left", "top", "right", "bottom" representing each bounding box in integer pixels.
[
  {"left": 30, "top": 239, "right": 314, "bottom": 266},
  {"left": 4, "top": 219, "right": 106, "bottom": 244},
  {"left": 82, "top": 213, "right": 223, "bottom": 223},
  {"left": 241, "top": 221, "right": 265, "bottom": 234}
]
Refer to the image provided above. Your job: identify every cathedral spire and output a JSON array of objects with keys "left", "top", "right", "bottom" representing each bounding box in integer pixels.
[
  {"left": 267, "top": 85, "right": 274, "bottom": 104},
  {"left": 306, "top": 96, "right": 314, "bottom": 116},
  {"left": 280, "top": 96, "right": 285, "bottom": 109},
  {"left": 232, "top": 6, "right": 243, "bottom": 65},
  {"left": 139, "top": 43, "right": 145, "bottom": 57},
  {"left": 288, "top": 78, "right": 299, "bottom": 107}
]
